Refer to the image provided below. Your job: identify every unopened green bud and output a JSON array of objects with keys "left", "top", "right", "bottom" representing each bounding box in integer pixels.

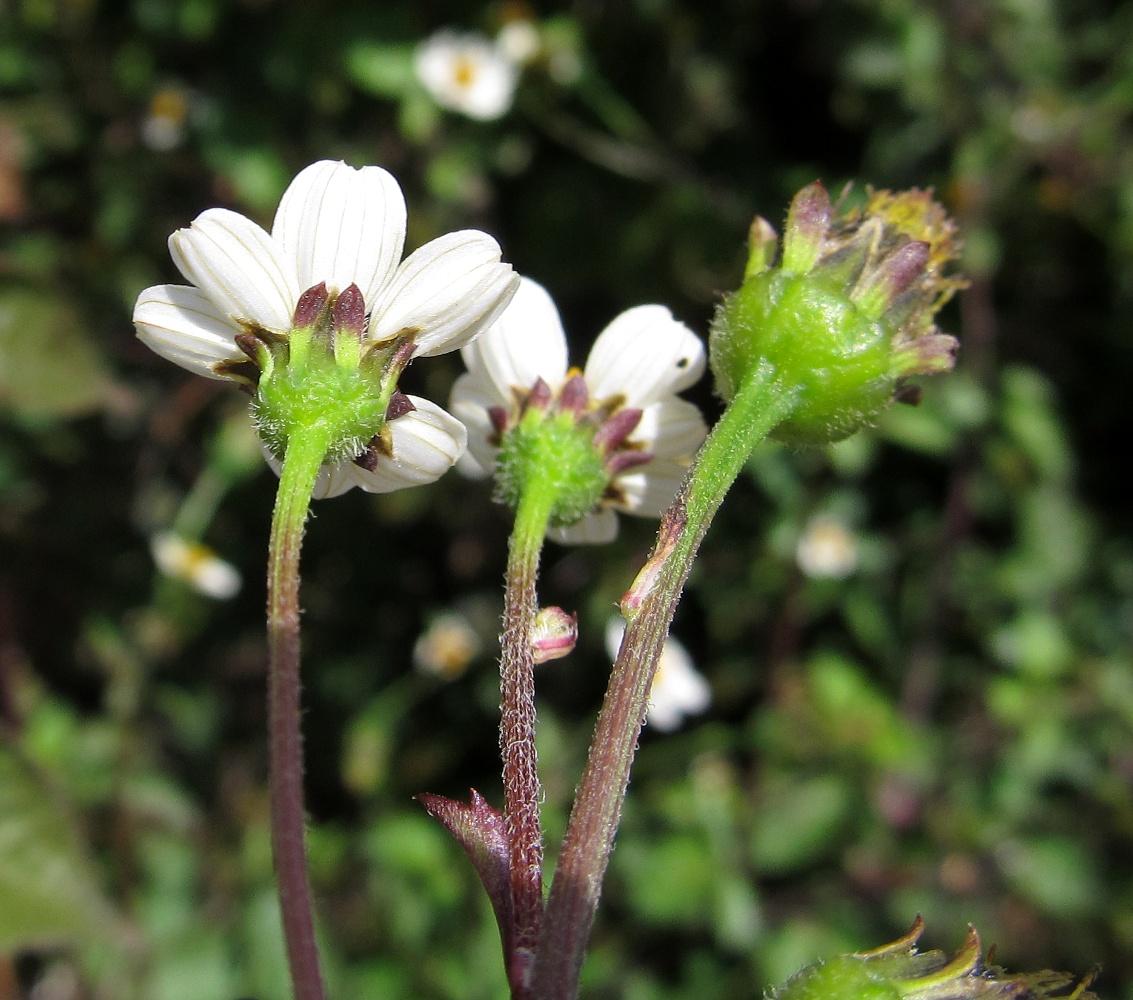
[
  {"left": 773, "top": 919, "right": 1095, "bottom": 1000},
  {"left": 711, "top": 184, "right": 965, "bottom": 445}
]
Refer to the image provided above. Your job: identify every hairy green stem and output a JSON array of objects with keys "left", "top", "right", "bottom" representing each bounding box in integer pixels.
[
  {"left": 499, "top": 477, "right": 558, "bottom": 996},
  {"left": 531, "top": 362, "right": 800, "bottom": 999},
  {"left": 267, "top": 426, "right": 334, "bottom": 1000}
]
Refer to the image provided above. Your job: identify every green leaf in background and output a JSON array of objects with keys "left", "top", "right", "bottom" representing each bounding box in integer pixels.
[
  {"left": 345, "top": 41, "right": 417, "bottom": 99},
  {"left": 995, "top": 835, "right": 1104, "bottom": 919},
  {"left": 0, "top": 742, "right": 117, "bottom": 953},
  {"left": 750, "top": 773, "right": 853, "bottom": 875},
  {"left": 0, "top": 286, "right": 114, "bottom": 419},
  {"left": 618, "top": 834, "right": 715, "bottom": 926}
]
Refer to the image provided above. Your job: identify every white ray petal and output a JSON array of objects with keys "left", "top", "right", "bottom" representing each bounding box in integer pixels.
[
  {"left": 585, "top": 305, "right": 706, "bottom": 408},
  {"left": 169, "top": 208, "right": 298, "bottom": 334},
  {"left": 272, "top": 160, "right": 407, "bottom": 307},
  {"left": 633, "top": 399, "right": 708, "bottom": 460},
  {"left": 449, "top": 373, "right": 499, "bottom": 478},
  {"left": 460, "top": 276, "right": 568, "bottom": 403},
  {"left": 548, "top": 508, "right": 619, "bottom": 545},
  {"left": 350, "top": 396, "right": 467, "bottom": 493},
  {"left": 133, "top": 284, "right": 245, "bottom": 379},
  {"left": 370, "top": 231, "right": 519, "bottom": 357},
  {"left": 311, "top": 463, "right": 362, "bottom": 499},
  {"left": 615, "top": 461, "right": 688, "bottom": 517},
  {"left": 260, "top": 445, "right": 358, "bottom": 499}
]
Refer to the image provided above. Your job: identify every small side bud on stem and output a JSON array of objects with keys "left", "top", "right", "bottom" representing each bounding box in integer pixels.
[{"left": 531, "top": 607, "right": 578, "bottom": 663}]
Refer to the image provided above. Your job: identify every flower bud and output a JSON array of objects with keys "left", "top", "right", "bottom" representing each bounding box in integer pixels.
[
  {"left": 531, "top": 606, "right": 578, "bottom": 663},
  {"left": 711, "top": 184, "right": 965, "bottom": 445}
]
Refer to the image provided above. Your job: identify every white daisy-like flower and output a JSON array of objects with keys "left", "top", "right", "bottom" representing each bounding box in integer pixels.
[
  {"left": 796, "top": 516, "right": 859, "bottom": 579},
  {"left": 133, "top": 159, "right": 518, "bottom": 498},
  {"left": 414, "top": 30, "right": 519, "bottom": 121},
  {"left": 413, "top": 611, "right": 482, "bottom": 680},
  {"left": 496, "top": 19, "right": 541, "bottom": 65},
  {"left": 450, "top": 277, "right": 708, "bottom": 544},
  {"left": 151, "top": 531, "right": 242, "bottom": 599},
  {"left": 605, "top": 619, "right": 711, "bottom": 732}
]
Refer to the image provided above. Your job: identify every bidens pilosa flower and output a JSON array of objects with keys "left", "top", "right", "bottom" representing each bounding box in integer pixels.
[
  {"left": 151, "top": 531, "right": 241, "bottom": 600},
  {"left": 796, "top": 516, "right": 859, "bottom": 579},
  {"left": 414, "top": 30, "right": 519, "bottom": 121},
  {"left": 450, "top": 277, "right": 708, "bottom": 544},
  {"left": 133, "top": 159, "right": 518, "bottom": 497},
  {"left": 711, "top": 184, "right": 964, "bottom": 446}
]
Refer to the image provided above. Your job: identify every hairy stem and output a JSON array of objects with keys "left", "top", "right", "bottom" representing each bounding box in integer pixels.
[
  {"left": 531, "top": 362, "right": 799, "bottom": 999},
  {"left": 267, "top": 426, "right": 334, "bottom": 1000},
  {"left": 499, "top": 480, "right": 557, "bottom": 995}
]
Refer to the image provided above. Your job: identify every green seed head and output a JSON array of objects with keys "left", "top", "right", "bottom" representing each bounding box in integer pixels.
[
  {"left": 771, "top": 920, "right": 1095, "bottom": 1000},
  {"left": 710, "top": 184, "right": 965, "bottom": 445}
]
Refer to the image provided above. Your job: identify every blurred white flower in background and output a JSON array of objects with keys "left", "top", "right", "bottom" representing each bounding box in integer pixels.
[
  {"left": 414, "top": 30, "right": 519, "bottom": 121},
  {"left": 151, "top": 532, "right": 241, "bottom": 599},
  {"left": 795, "top": 516, "right": 860, "bottom": 579},
  {"left": 142, "top": 86, "right": 192, "bottom": 151},
  {"left": 496, "top": 18, "right": 540, "bottom": 65},
  {"left": 605, "top": 620, "right": 711, "bottom": 732},
  {"left": 414, "top": 611, "right": 482, "bottom": 679}
]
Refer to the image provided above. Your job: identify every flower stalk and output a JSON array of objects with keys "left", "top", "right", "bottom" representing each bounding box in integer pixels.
[
  {"left": 499, "top": 469, "right": 558, "bottom": 994},
  {"left": 531, "top": 361, "right": 801, "bottom": 999},
  {"left": 267, "top": 423, "right": 336, "bottom": 1000},
  {"left": 531, "top": 182, "right": 964, "bottom": 997}
]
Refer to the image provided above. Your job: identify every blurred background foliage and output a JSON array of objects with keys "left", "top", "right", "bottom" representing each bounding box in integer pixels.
[{"left": 1, "top": 0, "right": 1132, "bottom": 997}]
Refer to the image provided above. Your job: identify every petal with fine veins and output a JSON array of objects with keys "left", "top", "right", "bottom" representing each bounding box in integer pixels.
[
  {"left": 310, "top": 463, "right": 359, "bottom": 500},
  {"left": 549, "top": 508, "right": 619, "bottom": 546},
  {"left": 370, "top": 230, "right": 519, "bottom": 357},
  {"left": 351, "top": 396, "right": 468, "bottom": 492},
  {"left": 460, "top": 276, "right": 568, "bottom": 403},
  {"left": 585, "top": 305, "right": 706, "bottom": 408},
  {"left": 615, "top": 461, "right": 688, "bottom": 518},
  {"left": 272, "top": 160, "right": 407, "bottom": 308},
  {"left": 133, "top": 284, "right": 245, "bottom": 379},
  {"left": 260, "top": 446, "right": 358, "bottom": 499},
  {"left": 170, "top": 208, "right": 298, "bottom": 334},
  {"left": 634, "top": 399, "right": 708, "bottom": 459},
  {"left": 449, "top": 373, "right": 499, "bottom": 477}
]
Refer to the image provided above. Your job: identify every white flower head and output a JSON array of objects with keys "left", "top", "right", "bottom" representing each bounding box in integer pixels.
[
  {"left": 141, "top": 86, "right": 192, "bottom": 152},
  {"left": 414, "top": 30, "right": 519, "bottom": 121},
  {"left": 796, "top": 516, "right": 859, "bottom": 579},
  {"left": 450, "top": 276, "right": 708, "bottom": 544},
  {"left": 414, "top": 611, "right": 482, "bottom": 680},
  {"left": 133, "top": 159, "right": 519, "bottom": 498},
  {"left": 151, "top": 532, "right": 241, "bottom": 599},
  {"left": 605, "top": 619, "right": 711, "bottom": 732},
  {"left": 497, "top": 19, "right": 541, "bottom": 65}
]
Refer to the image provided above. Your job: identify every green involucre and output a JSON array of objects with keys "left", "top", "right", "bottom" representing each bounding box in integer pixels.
[
  {"left": 494, "top": 410, "right": 608, "bottom": 529},
  {"left": 254, "top": 359, "right": 391, "bottom": 466},
  {"left": 775, "top": 957, "right": 902, "bottom": 1000},
  {"left": 710, "top": 271, "right": 896, "bottom": 445}
]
